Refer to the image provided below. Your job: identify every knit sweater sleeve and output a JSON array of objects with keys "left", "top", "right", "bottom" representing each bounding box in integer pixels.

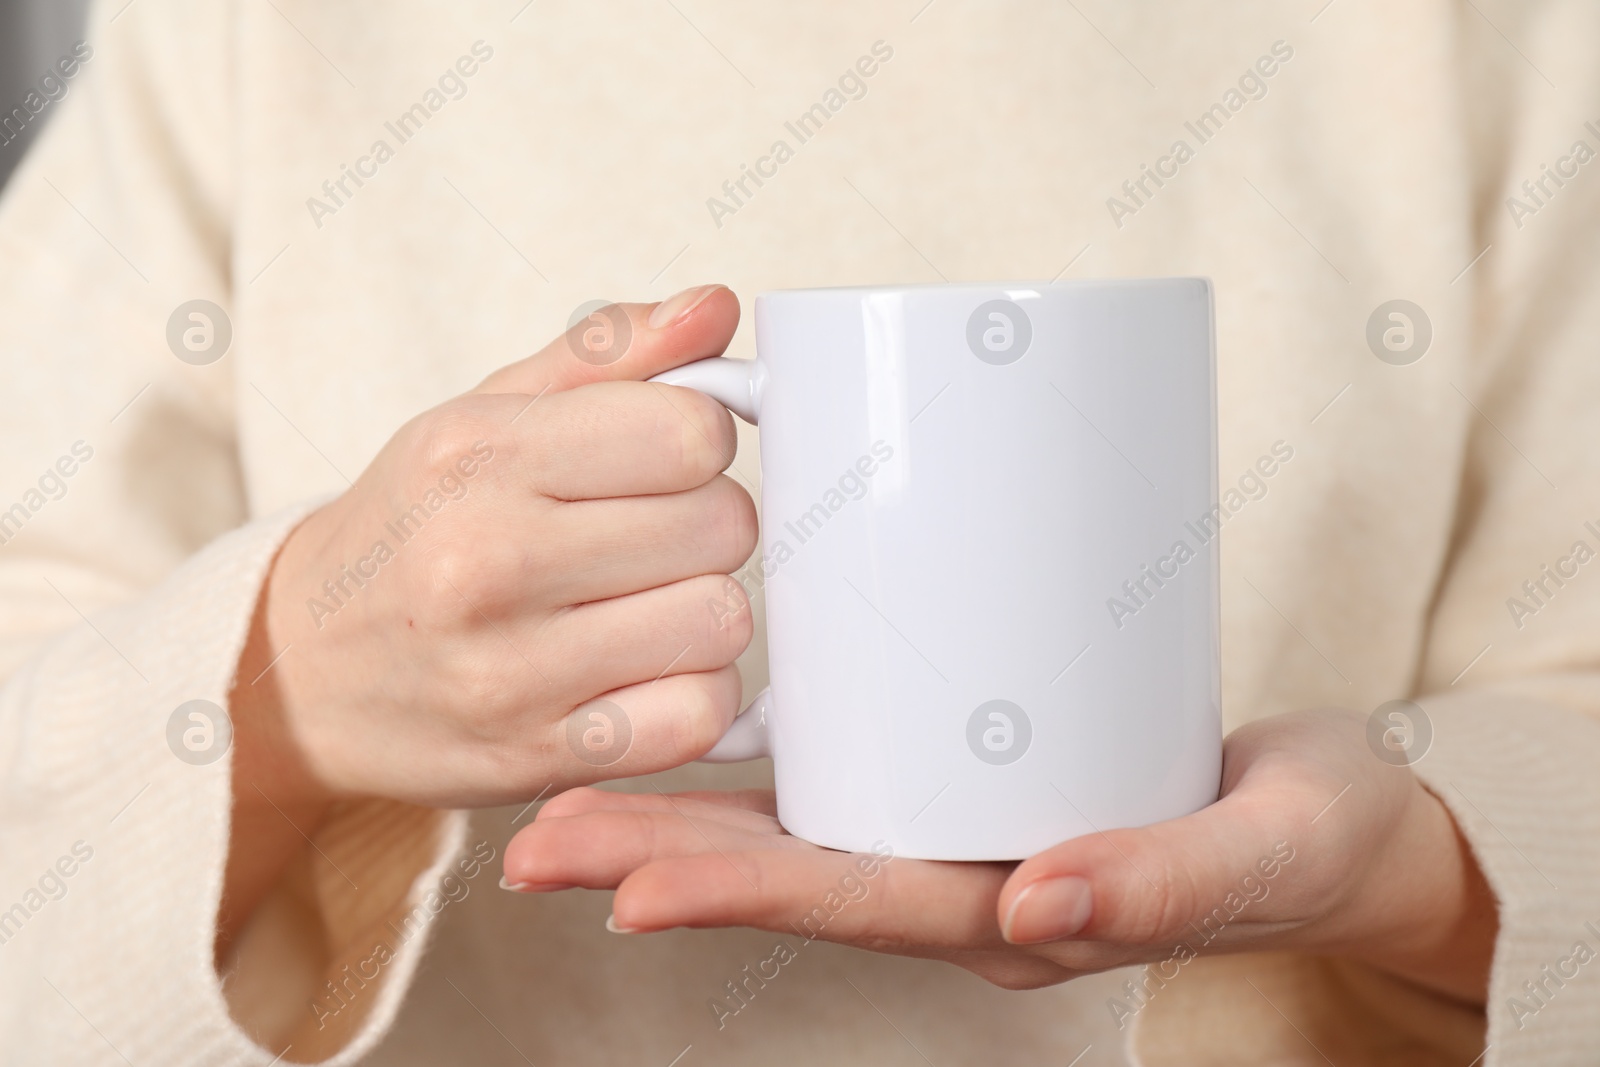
[{"left": 0, "top": 1, "right": 465, "bottom": 1062}]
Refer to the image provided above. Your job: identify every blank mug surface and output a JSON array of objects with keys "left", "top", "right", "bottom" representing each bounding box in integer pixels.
[{"left": 664, "top": 279, "right": 1220, "bottom": 860}]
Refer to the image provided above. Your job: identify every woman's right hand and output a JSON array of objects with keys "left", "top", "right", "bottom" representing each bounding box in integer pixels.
[{"left": 231, "top": 284, "right": 757, "bottom": 815}]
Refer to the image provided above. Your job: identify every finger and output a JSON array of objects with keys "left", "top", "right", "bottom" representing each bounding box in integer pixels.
[
  {"left": 538, "top": 573, "right": 755, "bottom": 700},
  {"left": 521, "top": 380, "right": 738, "bottom": 500},
  {"left": 611, "top": 849, "right": 1014, "bottom": 951},
  {"left": 539, "top": 476, "right": 757, "bottom": 605},
  {"left": 505, "top": 802, "right": 787, "bottom": 889},
  {"left": 475, "top": 285, "right": 739, "bottom": 397},
  {"left": 419, "top": 475, "right": 754, "bottom": 616},
  {"left": 996, "top": 787, "right": 1303, "bottom": 948},
  {"left": 539, "top": 663, "right": 743, "bottom": 784}
]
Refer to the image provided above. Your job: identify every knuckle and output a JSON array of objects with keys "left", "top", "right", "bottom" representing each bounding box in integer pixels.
[
  {"left": 440, "top": 652, "right": 517, "bottom": 736},
  {"left": 412, "top": 405, "right": 493, "bottom": 479},
  {"left": 414, "top": 541, "right": 493, "bottom": 624},
  {"left": 498, "top": 723, "right": 568, "bottom": 787},
  {"left": 1119, "top": 851, "right": 1200, "bottom": 944}
]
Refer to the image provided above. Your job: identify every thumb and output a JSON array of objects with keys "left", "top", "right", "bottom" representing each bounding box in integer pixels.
[
  {"left": 474, "top": 284, "right": 739, "bottom": 397},
  {"left": 996, "top": 793, "right": 1299, "bottom": 947}
]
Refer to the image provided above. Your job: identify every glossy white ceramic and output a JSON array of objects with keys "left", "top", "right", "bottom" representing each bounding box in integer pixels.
[{"left": 651, "top": 279, "right": 1220, "bottom": 860}]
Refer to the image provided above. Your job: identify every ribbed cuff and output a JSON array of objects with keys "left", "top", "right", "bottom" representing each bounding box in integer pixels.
[
  {"left": 1410, "top": 686, "right": 1600, "bottom": 1066},
  {"left": 0, "top": 498, "right": 467, "bottom": 1065},
  {"left": 222, "top": 797, "right": 469, "bottom": 1063}
]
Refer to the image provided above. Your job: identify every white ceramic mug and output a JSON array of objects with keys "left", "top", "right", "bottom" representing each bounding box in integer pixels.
[{"left": 651, "top": 279, "right": 1220, "bottom": 860}]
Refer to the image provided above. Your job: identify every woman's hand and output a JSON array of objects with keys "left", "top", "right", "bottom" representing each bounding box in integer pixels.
[
  {"left": 238, "top": 284, "right": 756, "bottom": 808},
  {"left": 221, "top": 285, "right": 756, "bottom": 952},
  {"left": 503, "top": 709, "right": 1498, "bottom": 1003}
]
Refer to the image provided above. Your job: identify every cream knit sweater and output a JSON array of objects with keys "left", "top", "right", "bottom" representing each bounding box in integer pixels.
[{"left": 2, "top": 1, "right": 1598, "bottom": 1064}]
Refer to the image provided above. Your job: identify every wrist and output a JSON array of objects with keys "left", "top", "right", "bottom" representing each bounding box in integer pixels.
[
  {"left": 243, "top": 499, "right": 378, "bottom": 805},
  {"left": 1346, "top": 779, "right": 1497, "bottom": 1004},
  {"left": 217, "top": 578, "right": 337, "bottom": 960},
  {"left": 235, "top": 528, "right": 339, "bottom": 811}
]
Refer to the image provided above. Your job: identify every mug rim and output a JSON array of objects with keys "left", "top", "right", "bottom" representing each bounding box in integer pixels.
[{"left": 755, "top": 275, "right": 1210, "bottom": 300}]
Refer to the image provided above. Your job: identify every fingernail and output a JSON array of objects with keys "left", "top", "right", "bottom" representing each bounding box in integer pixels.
[
  {"left": 1001, "top": 876, "right": 1093, "bottom": 944},
  {"left": 605, "top": 913, "right": 639, "bottom": 934},
  {"left": 499, "top": 876, "right": 576, "bottom": 892},
  {"left": 647, "top": 284, "right": 721, "bottom": 330}
]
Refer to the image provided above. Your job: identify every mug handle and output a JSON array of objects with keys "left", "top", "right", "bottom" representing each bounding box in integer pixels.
[{"left": 649, "top": 356, "right": 771, "bottom": 762}]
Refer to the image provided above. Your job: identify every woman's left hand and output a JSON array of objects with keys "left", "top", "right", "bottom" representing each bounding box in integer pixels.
[{"left": 503, "top": 708, "right": 1497, "bottom": 1001}]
